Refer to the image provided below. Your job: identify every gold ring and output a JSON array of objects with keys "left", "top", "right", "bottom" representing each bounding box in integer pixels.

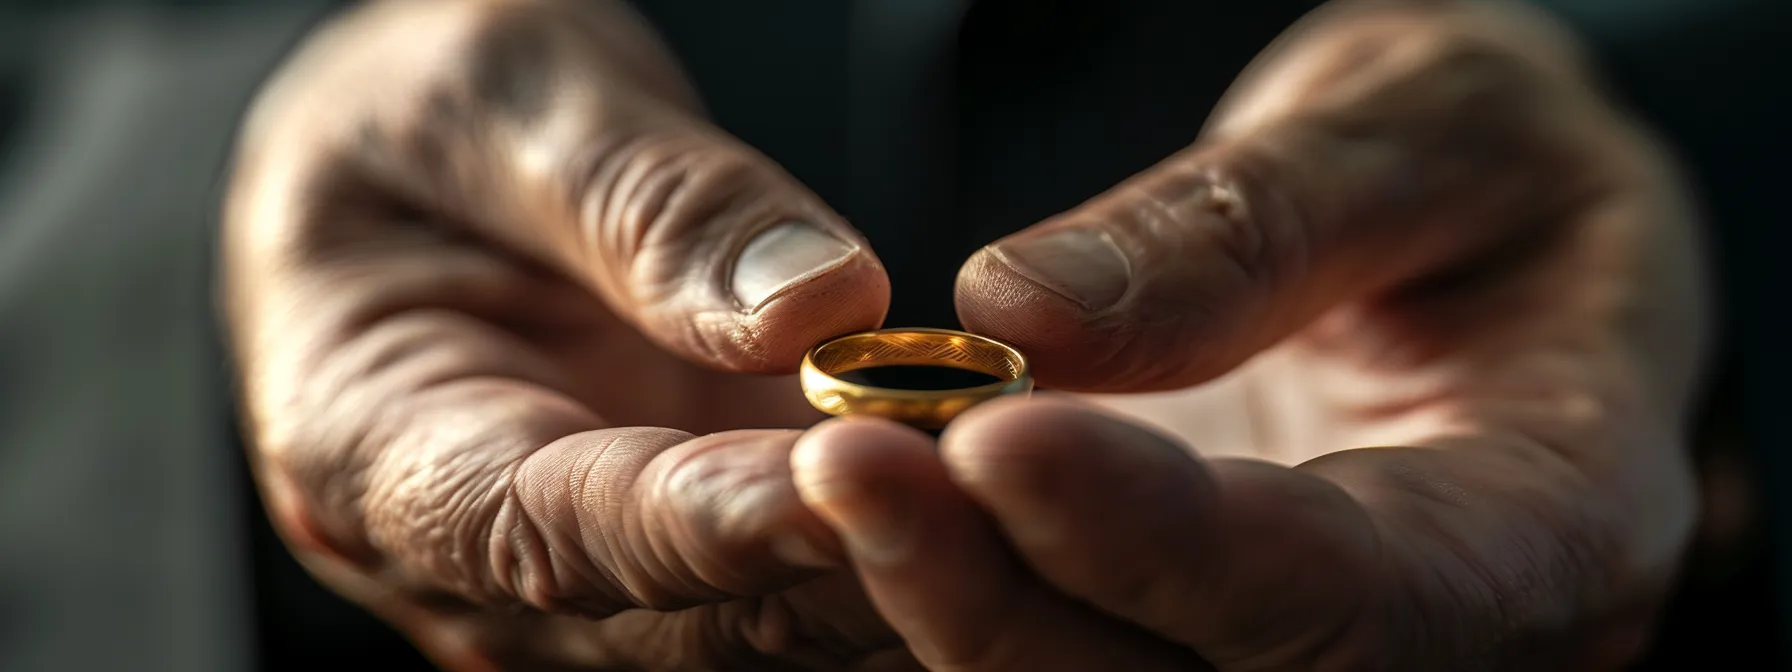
[{"left": 800, "top": 328, "right": 1034, "bottom": 429}]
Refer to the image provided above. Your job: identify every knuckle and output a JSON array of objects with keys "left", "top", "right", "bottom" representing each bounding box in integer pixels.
[
  {"left": 627, "top": 142, "right": 765, "bottom": 256},
  {"left": 1410, "top": 35, "right": 1544, "bottom": 113},
  {"left": 360, "top": 423, "right": 513, "bottom": 600},
  {"left": 1351, "top": 22, "right": 1552, "bottom": 133},
  {"left": 1116, "top": 155, "right": 1291, "bottom": 385},
  {"left": 350, "top": 380, "right": 589, "bottom": 604},
  {"left": 1270, "top": 9, "right": 1557, "bottom": 139},
  {"left": 582, "top": 135, "right": 785, "bottom": 294},
  {"left": 245, "top": 306, "right": 625, "bottom": 611},
  {"left": 580, "top": 133, "right": 698, "bottom": 278},
  {"left": 498, "top": 429, "right": 694, "bottom": 615},
  {"left": 1180, "top": 160, "right": 1284, "bottom": 294},
  {"left": 248, "top": 0, "right": 583, "bottom": 186},
  {"left": 487, "top": 468, "right": 600, "bottom": 616}
]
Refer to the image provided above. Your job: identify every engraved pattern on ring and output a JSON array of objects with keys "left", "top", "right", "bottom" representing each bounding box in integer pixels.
[{"left": 812, "top": 332, "right": 1021, "bottom": 379}]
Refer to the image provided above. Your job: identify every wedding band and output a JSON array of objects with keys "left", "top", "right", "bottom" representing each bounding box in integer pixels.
[{"left": 800, "top": 328, "right": 1033, "bottom": 429}]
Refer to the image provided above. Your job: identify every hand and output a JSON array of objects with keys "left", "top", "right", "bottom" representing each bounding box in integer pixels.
[
  {"left": 793, "top": 2, "right": 1709, "bottom": 669},
  {"left": 223, "top": 1, "right": 904, "bottom": 668}
]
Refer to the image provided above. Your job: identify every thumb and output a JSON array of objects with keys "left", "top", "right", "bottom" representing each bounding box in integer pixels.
[
  {"left": 528, "top": 118, "right": 891, "bottom": 373},
  {"left": 952, "top": 2, "right": 1599, "bottom": 391},
  {"left": 342, "top": 0, "right": 889, "bottom": 372}
]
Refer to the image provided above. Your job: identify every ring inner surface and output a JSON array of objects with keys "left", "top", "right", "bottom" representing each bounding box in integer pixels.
[{"left": 811, "top": 331, "right": 1022, "bottom": 382}]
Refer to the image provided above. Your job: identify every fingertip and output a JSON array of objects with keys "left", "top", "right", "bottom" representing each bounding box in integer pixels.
[
  {"left": 941, "top": 396, "right": 1189, "bottom": 487},
  {"left": 791, "top": 416, "right": 955, "bottom": 568},
  {"left": 955, "top": 247, "right": 1129, "bottom": 391},
  {"left": 790, "top": 415, "right": 932, "bottom": 485},
  {"left": 739, "top": 245, "right": 889, "bottom": 370},
  {"left": 940, "top": 397, "right": 1204, "bottom": 548}
]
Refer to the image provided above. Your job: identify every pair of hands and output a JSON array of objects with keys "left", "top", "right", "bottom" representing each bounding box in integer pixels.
[{"left": 223, "top": 0, "right": 1710, "bottom": 669}]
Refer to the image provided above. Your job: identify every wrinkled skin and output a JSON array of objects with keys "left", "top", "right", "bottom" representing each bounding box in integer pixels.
[{"left": 223, "top": 0, "right": 1708, "bottom": 670}]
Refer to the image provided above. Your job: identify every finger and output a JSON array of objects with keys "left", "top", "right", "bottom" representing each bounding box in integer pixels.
[
  {"left": 953, "top": 2, "right": 1614, "bottom": 391},
  {"left": 528, "top": 573, "right": 899, "bottom": 670},
  {"left": 354, "top": 419, "right": 845, "bottom": 617},
  {"left": 939, "top": 397, "right": 1381, "bottom": 668},
  {"left": 254, "top": 0, "right": 889, "bottom": 373},
  {"left": 252, "top": 318, "right": 897, "bottom": 667},
  {"left": 252, "top": 319, "right": 846, "bottom": 619},
  {"left": 505, "top": 427, "right": 847, "bottom": 612},
  {"left": 792, "top": 417, "right": 1204, "bottom": 671}
]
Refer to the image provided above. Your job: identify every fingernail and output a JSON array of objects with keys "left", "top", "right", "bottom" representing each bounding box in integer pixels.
[
  {"left": 793, "top": 478, "right": 915, "bottom": 567},
  {"left": 986, "top": 228, "right": 1130, "bottom": 311},
  {"left": 731, "top": 221, "right": 858, "bottom": 310}
]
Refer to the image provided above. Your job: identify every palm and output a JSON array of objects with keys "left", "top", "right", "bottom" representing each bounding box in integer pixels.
[
  {"left": 1083, "top": 221, "right": 1596, "bottom": 465},
  {"left": 1059, "top": 163, "right": 1691, "bottom": 665}
]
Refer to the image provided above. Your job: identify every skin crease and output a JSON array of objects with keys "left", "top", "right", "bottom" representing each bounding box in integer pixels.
[{"left": 223, "top": 0, "right": 1707, "bottom": 671}]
